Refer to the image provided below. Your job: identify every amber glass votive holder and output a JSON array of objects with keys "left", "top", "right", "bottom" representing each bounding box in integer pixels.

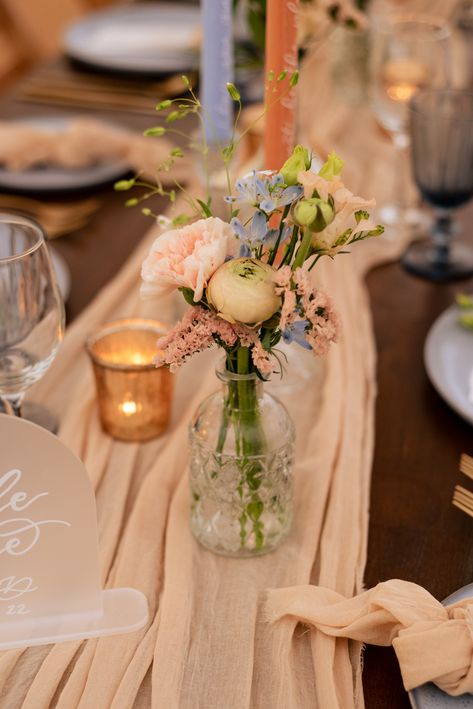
[{"left": 86, "top": 318, "right": 173, "bottom": 442}]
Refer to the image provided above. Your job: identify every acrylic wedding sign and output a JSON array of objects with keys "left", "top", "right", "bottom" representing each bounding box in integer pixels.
[{"left": 0, "top": 413, "right": 148, "bottom": 649}]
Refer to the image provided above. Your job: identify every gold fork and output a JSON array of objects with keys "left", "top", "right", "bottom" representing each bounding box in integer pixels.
[
  {"left": 460, "top": 453, "right": 473, "bottom": 481},
  {"left": 452, "top": 484, "right": 473, "bottom": 518},
  {"left": 0, "top": 194, "right": 101, "bottom": 237}
]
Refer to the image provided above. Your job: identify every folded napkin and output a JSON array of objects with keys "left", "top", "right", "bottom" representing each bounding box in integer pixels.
[
  {"left": 0, "top": 118, "right": 191, "bottom": 184},
  {"left": 265, "top": 579, "right": 473, "bottom": 696}
]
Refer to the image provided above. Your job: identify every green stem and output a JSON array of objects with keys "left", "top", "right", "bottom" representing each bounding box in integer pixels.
[
  {"left": 280, "top": 225, "right": 300, "bottom": 267},
  {"left": 292, "top": 228, "right": 313, "bottom": 270},
  {"left": 268, "top": 204, "right": 290, "bottom": 266}
]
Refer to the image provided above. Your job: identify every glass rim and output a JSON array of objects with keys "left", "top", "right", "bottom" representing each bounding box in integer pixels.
[
  {"left": 372, "top": 13, "right": 451, "bottom": 40},
  {"left": 215, "top": 359, "right": 267, "bottom": 383},
  {"left": 0, "top": 212, "right": 46, "bottom": 263},
  {"left": 85, "top": 317, "right": 168, "bottom": 371},
  {"left": 410, "top": 88, "right": 473, "bottom": 121}
]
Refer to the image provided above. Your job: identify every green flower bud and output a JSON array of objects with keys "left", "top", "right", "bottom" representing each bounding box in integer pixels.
[
  {"left": 280, "top": 144, "right": 311, "bottom": 186},
  {"left": 318, "top": 151, "right": 344, "bottom": 180},
  {"left": 292, "top": 197, "right": 335, "bottom": 232}
]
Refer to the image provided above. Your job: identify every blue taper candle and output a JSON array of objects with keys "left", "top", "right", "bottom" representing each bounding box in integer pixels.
[{"left": 200, "top": 0, "right": 234, "bottom": 145}]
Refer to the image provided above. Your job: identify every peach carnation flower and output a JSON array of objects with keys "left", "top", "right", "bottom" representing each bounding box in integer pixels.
[{"left": 141, "top": 217, "right": 234, "bottom": 302}]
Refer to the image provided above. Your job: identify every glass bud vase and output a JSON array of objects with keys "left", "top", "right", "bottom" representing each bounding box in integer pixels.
[{"left": 189, "top": 364, "right": 295, "bottom": 557}]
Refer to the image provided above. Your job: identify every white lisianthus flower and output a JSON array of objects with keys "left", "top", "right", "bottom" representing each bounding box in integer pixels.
[{"left": 207, "top": 258, "right": 281, "bottom": 325}]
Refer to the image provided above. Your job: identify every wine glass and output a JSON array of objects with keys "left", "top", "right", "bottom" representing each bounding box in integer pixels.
[
  {"left": 0, "top": 213, "right": 65, "bottom": 427},
  {"left": 369, "top": 14, "right": 451, "bottom": 229},
  {"left": 401, "top": 89, "right": 473, "bottom": 281}
]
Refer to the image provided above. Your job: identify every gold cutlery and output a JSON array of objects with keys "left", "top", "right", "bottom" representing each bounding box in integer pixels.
[
  {"left": 452, "top": 484, "right": 473, "bottom": 518},
  {"left": 0, "top": 194, "right": 101, "bottom": 238},
  {"left": 16, "top": 70, "right": 194, "bottom": 114},
  {"left": 460, "top": 453, "right": 473, "bottom": 481}
]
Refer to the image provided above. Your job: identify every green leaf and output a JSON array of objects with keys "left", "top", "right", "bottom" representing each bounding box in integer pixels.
[
  {"left": 155, "top": 99, "right": 172, "bottom": 111},
  {"left": 114, "top": 178, "right": 135, "bottom": 191},
  {"left": 226, "top": 82, "right": 241, "bottom": 101},
  {"left": 221, "top": 143, "right": 235, "bottom": 162},
  {"left": 344, "top": 17, "right": 358, "bottom": 29},
  {"left": 247, "top": 5, "right": 266, "bottom": 51},
  {"left": 456, "top": 293, "right": 473, "bottom": 309},
  {"left": 355, "top": 209, "right": 369, "bottom": 224},
  {"left": 246, "top": 500, "right": 263, "bottom": 521},
  {"left": 196, "top": 198, "right": 212, "bottom": 218},
  {"left": 289, "top": 70, "right": 299, "bottom": 87},
  {"left": 459, "top": 313, "right": 473, "bottom": 330},
  {"left": 328, "top": 4, "right": 340, "bottom": 21},
  {"left": 262, "top": 313, "right": 280, "bottom": 329},
  {"left": 125, "top": 198, "right": 138, "bottom": 207},
  {"left": 172, "top": 214, "right": 190, "bottom": 226},
  {"left": 261, "top": 328, "right": 272, "bottom": 350},
  {"left": 143, "top": 126, "right": 166, "bottom": 137},
  {"left": 179, "top": 287, "right": 196, "bottom": 305},
  {"left": 333, "top": 228, "right": 352, "bottom": 247}
]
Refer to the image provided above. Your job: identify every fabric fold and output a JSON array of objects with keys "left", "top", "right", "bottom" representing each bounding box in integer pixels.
[{"left": 264, "top": 579, "right": 473, "bottom": 695}]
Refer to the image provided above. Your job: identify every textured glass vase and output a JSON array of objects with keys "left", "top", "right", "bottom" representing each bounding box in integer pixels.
[{"left": 189, "top": 365, "right": 295, "bottom": 557}]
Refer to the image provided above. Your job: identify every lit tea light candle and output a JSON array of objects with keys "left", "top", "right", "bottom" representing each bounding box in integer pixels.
[
  {"left": 383, "top": 58, "right": 427, "bottom": 103},
  {"left": 86, "top": 319, "right": 173, "bottom": 442},
  {"left": 120, "top": 399, "right": 140, "bottom": 417}
]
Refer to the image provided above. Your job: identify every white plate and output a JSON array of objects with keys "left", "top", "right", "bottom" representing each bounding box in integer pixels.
[
  {"left": 49, "top": 247, "right": 71, "bottom": 303},
  {"left": 63, "top": 4, "right": 200, "bottom": 75},
  {"left": 409, "top": 583, "right": 473, "bottom": 708},
  {"left": 424, "top": 304, "right": 473, "bottom": 425},
  {"left": 0, "top": 116, "right": 129, "bottom": 195}
]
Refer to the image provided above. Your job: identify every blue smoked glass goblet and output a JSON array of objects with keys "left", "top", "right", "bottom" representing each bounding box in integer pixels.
[{"left": 401, "top": 89, "right": 473, "bottom": 281}]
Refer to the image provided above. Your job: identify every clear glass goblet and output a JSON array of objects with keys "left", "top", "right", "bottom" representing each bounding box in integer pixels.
[
  {"left": 0, "top": 213, "right": 65, "bottom": 427},
  {"left": 369, "top": 14, "right": 451, "bottom": 229},
  {"left": 401, "top": 89, "right": 473, "bottom": 281}
]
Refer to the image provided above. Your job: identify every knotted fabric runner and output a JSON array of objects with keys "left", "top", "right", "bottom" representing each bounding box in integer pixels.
[{"left": 265, "top": 579, "right": 473, "bottom": 696}]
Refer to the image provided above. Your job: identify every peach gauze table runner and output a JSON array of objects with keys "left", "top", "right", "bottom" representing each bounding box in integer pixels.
[{"left": 0, "top": 32, "right": 444, "bottom": 708}]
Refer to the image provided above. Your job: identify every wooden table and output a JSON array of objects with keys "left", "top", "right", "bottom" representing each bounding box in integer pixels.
[
  {"left": 2, "top": 61, "right": 473, "bottom": 709},
  {"left": 363, "top": 206, "right": 473, "bottom": 708}
]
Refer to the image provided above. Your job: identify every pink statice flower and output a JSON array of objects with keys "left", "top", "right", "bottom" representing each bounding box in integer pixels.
[
  {"left": 275, "top": 266, "right": 340, "bottom": 356},
  {"left": 232, "top": 323, "right": 258, "bottom": 347},
  {"left": 274, "top": 266, "right": 296, "bottom": 331},
  {"left": 141, "top": 217, "right": 235, "bottom": 302},
  {"left": 155, "top": 306, "right": 237, "bottom": 371},
  {"left": 292, "top": 267, "right": 340, "bottom": 355},
  {"left": 252, "top": 341, "right": 274, "bottom": 376}
]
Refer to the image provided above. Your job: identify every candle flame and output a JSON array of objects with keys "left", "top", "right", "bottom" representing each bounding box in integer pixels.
[{"left": 120, "top": 400, "right": 138, "bottom": 416}]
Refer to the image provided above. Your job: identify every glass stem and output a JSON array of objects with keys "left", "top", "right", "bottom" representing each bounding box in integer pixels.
[
  {"left": 2, "top": 394, "right": 23, "bottom": 417},
  {"left": 432, "top": 209, "right": 453, "bottom": 267},
  {"left": 392, "top": 132, "right": 410, "bottom": 224}
]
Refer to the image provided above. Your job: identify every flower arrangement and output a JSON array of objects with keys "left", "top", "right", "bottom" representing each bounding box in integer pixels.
[
  {"left": 120, "top": 78, "right": 383, "bottom": 555},
  {"left": 141, "top": 146, "right": 382, "bottom": 377}
]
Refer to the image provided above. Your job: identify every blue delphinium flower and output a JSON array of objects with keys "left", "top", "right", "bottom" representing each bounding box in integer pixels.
[
  {"left": 231, "top": 213, "right": 292, "bottom": 253},
  {"left": 225, "top": 171, "right": 303, "bottom": 214},
  {"left": 282, "top": 320, "right": 312, "bottom": 350},
  {"left": 231, "top": 210, "right": 268, "bottom": 247},
  {"left": 260, "top": 184, "right": 303, "bottom": 213}
]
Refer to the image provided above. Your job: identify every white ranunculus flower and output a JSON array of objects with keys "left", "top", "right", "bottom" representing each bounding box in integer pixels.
[{"left": 207, "top": 258, "right": 281, "bottom": 325}]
